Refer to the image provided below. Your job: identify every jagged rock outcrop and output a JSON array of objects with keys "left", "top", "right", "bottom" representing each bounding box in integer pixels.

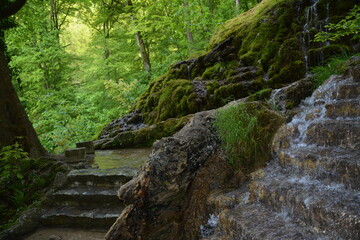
[
  {"left": 203, "top": 63, "right": 360, "bottom": 239},
  {"left": 96, "top": 0, "right": 357, "bottom": 149},
  {"left": 105, "top": 111, "right": 219, "bottom": 239},
  {"left": 105, "top": 99, "right": 285, "bottom": 239}
]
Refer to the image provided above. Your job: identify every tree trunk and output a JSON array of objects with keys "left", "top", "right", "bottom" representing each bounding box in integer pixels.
[
  {"left": 0, "top": 0, "right": 48, "bottom": 157},
  {"left": 0, "top": 47, "right": 48, "bottom": 157},
  {"left": 235, "top": 0, "right": 240, "bottom": 14},
  {"left": 127, "top": 0, "right": 151, "bottom": 73},
  {"left": 183, "top": 1, "right": 195, "bottom": 52},
  {"left": 134, "top": 31, "right": 151, "bottom": 73}
]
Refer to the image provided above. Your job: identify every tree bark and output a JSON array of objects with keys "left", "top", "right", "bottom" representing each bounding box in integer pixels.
[
  {"left": 235, "top": 0, "right": 240, "bottom": 14},
  {"left": 0, "top": 0, "right": 48, "bottom": 157},
  {"left": 127, "top": 0, "right": 151, "bottom": 73},
  {"left": 0, "top": 0, "right": 27, "bottom": 20}
]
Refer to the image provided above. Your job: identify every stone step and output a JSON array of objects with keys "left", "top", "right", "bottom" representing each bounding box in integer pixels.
[
  {"left": 305, "top": 120, "right": 360, "bottom": 150},
  {"left": 219, "top": 202, "right": 333, "bottom": 240},
  {"left": 50, "top": 187, "right": 123, "bottom": 208},
  {"left": 64, "top": 167, "right": 137, "bottom": 188},
  {"left": 335, "top": 83, "right": 360, "bottom": 100},
  {"left": 40, "top": 206, "right": 122, "bottom": 229},
  {"left": 277, "top": 147, "right": 360, "bottom": 189},
  {"left": 249, "top": 171, "right": 360, "bottom": 239},
  {"left": 325, "top": 99, "right": 360, "bottom": 119}
]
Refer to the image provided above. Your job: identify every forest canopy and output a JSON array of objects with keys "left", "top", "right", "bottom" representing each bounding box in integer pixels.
[{"left": 4, "top": 0, "right": 259, "bottom": 153}]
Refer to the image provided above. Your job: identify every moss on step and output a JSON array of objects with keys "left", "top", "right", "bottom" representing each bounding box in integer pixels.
[
  {"left": 247, "top": 88, "right": 273, "bottom": 102},
  {"left": 103, "top": 115, "right": 191, "bottom": 149},
  {"left": 135, "top": 78, "right": 197, "bottom": 125}
]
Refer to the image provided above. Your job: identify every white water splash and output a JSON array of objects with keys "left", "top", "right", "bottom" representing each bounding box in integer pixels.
[{"left": 200, "top": 214, "right": 219, "bottom": 237}]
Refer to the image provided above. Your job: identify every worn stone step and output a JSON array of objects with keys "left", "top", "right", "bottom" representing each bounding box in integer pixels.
[
  {"left": 40, "top": 206, "right": 122, "bottom": 229},
  {"left": 50, "top": 187, "right": 123, "bottom": 208},
  {"left": 305, "top": 120, "right": 360, "bottom": 150},
  {"left": 64, "top": 167, "right": 137, "bottom": 188},
  {"left": 249, "top": 170, "right": 360, "bottom": 239},
  {"left": 325, "top": 99, "right": 360, "bottom": 119},
  {"left": 335, "top": 83, "right": 360, "bottom": 100},
  {"left": 219, "top": 202, "right": 333, "bottom": 240},
  {"left": 277, "top": 147, "right": 360, "bottom": 189}
]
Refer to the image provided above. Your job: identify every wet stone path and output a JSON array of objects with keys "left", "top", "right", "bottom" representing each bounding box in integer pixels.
[{"left": 26, "top": 148, "right": 151, "bottom": 239}]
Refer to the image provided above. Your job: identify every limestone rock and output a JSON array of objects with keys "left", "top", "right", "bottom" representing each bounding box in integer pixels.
[
  {"left": 351, "top": 64, "right": 360, "bottom": 82},
  {"left": 269, "top": 78, "right": 314, "bottom": 113},
  {"left": 64, "top": 148, "right": 86, "bottom": 163},
  {"left": 106, "top": 111, "right": 220, "bottom": 240},
  {"left": 75, "top": 141, "right": 94, "bottom": 154}
]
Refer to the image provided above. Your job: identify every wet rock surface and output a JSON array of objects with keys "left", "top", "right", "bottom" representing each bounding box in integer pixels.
[
  {"left": 106, "top": 111, "right": 223, "bottom": 240},
  {"left": 205, "top": 69, "right": 360, "bottom": 239},
  {"left": 40, "top": 167, "right": 137, "bottom": 230}
]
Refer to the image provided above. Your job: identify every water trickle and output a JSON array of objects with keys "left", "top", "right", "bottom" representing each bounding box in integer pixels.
[
  {"left": 200, "top": 214, "right": 219, "bottom": 237},
  {"left": 300, "top": 0, "right": 331, "bottom": 74}
]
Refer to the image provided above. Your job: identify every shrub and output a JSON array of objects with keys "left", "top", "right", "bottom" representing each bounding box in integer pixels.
[{"left": 0, "top": 142, "right": 53, "bottom": 230}]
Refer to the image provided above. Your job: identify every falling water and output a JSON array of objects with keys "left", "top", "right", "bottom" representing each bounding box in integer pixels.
[{"left": 300, "top": 0, "right": 330, "bottom": 74}]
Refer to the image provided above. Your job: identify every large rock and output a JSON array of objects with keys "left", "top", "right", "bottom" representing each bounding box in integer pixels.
[{"left": 105, "top": 111, "right": 220, "bottom": 240}]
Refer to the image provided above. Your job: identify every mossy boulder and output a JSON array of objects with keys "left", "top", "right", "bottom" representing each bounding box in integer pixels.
[{"left": 94, "top": 116, "right": 191, "bottom": 149}]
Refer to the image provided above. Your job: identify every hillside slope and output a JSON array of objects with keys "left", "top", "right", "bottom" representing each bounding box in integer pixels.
[{"left": 96, "top": 0, "right": 357, "bottom": 149}]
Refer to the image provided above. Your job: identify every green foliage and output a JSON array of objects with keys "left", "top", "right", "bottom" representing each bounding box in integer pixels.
[
  {"left": 214, "top": 102, "right": 285, "bottom": 173},
  {"left": 310, "top": 55, "right": 351, "bottom": 88},
  {"left": 214, "top": 104, "right": 258, "bottom": 167},
  {"left": 0, "top": 142, "right": 53, "bottom": 230},
  {"left": 315, "top": 5, "right": 360, "bottom": 42},
  {"left": 4, "top": 0, "right": 253, "bottom": 152}
]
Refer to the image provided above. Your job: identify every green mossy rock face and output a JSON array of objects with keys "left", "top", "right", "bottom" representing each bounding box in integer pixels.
[
  {"left": 98, "top": 0, "right": 356, "bottom": 146},
  {"left": 132, "top": 0, "right": 356, "bottom": 126}
]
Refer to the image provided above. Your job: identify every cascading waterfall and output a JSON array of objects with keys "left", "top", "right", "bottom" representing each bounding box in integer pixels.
[{"left": 300, "top": 0, "right": 330, "bottom": 74}]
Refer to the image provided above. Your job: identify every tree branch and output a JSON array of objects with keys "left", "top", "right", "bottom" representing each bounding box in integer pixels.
[{"left": 0, "top": 0, "right": 27, "bottom": 20}]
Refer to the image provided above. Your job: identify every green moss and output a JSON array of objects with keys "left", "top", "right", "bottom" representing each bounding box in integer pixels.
[
  {"left": 202, "top": 63, "right": 223, "bottom": 80},
  {"left": 214, "top": 102, "right": 285, "bottom": 173},
  {"left": 133, "top": 116, "right": 191, "bottom": 147},
  {"left": 130, "top": 0, "right": 356, "bottom": 128},
  {"left": 308, "top": 45, "right": 350, "bottom": 66},
  {"left": 247, "top": 88, "right": 273, "bottom": 102},
  {"left": 135, "top": 78, "right": 196, "bottom": 124},
  {"left": 210, "top": 0, "right": 307, "bottom": 85},
  {"left": 202, "top": 61, "right": 239, "bottom": 80}
]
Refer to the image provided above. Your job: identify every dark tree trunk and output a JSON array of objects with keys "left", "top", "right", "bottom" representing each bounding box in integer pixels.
[{"left": 0, "top": 0, "right": 48, "bottom": 157}]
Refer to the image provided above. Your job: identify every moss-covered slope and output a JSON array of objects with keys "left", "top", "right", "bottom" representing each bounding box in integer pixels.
[
  {"left": 97, "top": 0, "right": 357, "bottom": 145},
  {"left": 133, "top": 0, "right": 356, "bottom": 125}
]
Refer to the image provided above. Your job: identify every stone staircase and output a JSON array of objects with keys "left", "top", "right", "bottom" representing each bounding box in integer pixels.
[
  {"left": 204, "top": 74, "right": 360, "bottom": 239},
  {"left": 40, "top": 167, "right": 137, "bottom": 229}
]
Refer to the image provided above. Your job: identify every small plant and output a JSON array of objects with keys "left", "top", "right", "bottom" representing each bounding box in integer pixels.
[
  {"left": 214, "top": 102, "right": 285, "bottom": 173},
  {"left": 314, "top": 5, "right": 360, "bottom": 42},
  {"left": 311, "top": 55, "right": 350, "bottom": 88},
  {"left": 214, "top": 104, "right": 259, "bottom": 167}
]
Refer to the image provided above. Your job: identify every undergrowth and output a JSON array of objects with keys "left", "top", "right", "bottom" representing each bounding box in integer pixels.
[
  {"left": 0, "top": 142, "right": 53, "bottom": 230},
  {"left": 214, "top": 104, "right": 259, "bottom": 168},
  {"left": 311, "top": 54, "right": 358, "bottom": 88},
  {"left": 214, "top": 102, "right": 285, "bottom": 174}
]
